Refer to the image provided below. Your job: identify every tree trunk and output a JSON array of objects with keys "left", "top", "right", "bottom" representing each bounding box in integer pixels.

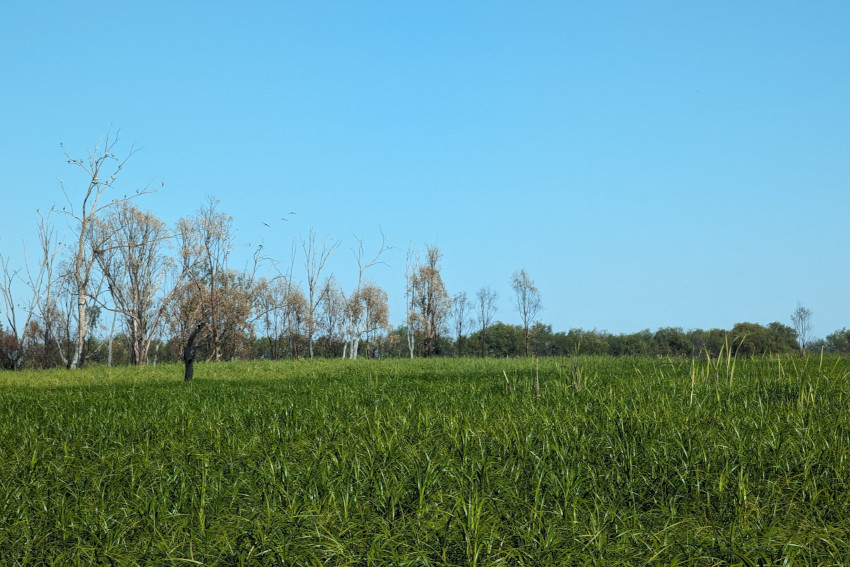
[
  {"left": 72, "top": 293, "right": 87, "bottom": 368},
  {"left": 525, "top": 326, "right": 530, "bottom": 357},
  {"left": 184, "top": 322, "right": 205, "bottom": 381},
  {"left": 107, "top": 311, "right": 116, "bottom": 367}
]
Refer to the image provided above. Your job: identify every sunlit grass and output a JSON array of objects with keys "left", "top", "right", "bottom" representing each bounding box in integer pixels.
[{"left": 1, "top": 355, "right": 849, "bottom": 565}]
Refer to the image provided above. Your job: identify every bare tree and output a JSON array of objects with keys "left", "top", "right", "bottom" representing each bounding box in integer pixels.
[
  {"left": 475, "top": 286, "right": 498, "bottom": 358},
  {"left": 282, "top": 282, "right": 308, "bottom": 358},
  {"left": 0, "top": 211, "right": 64, "bottom": 369},
  {"left": 791, "top": 303, "right": 813, "bottom": 354},
  {"left": 301, "top": 228, "right": 339, "bottom": 358},
  {"left": 318, "top": 276, "right": 346, "bottom": 357},
  {"left": 511, "top": 269, "right": 542, "bottom": 356},
  {"left": 92, "top": 202, "right": 188, "bottom": 365},
  {"left": 53, "top": 269, "right": 78, "bottom": 367},
  {"left": 346, "top": 281, "right": 389, "bottom": 359},
  {"left": 255, "top": 277, "right": 283, "bottom": 359},
  {"left": 29, "top": 211, "right": 64, "bottom": 368},
  {"left": 59, "top": 132, "right": 153, "bottom": 368},
  {"left": 344, "top": 232, "right": 391, "bottom": 359},
  {"left": 404, "top": 243, "right": 419, "bottom": 359},
  {"left": 257, "top": 245, "right": 305, "bottom": 359},
  {"left": 180, "top": 198, "right": 233, "bottom": 362},
  {"left": 212, "top": 270, "right": 257, "bottom": 360},
  {"left": 0, "top": 255, "right": 25, "bottom": 370},
  {"left": 411, "top": 245, "right": 452, "bottom": 357},
  {"left": 451, "top": 291, "right": 472, "bottom": 356}
]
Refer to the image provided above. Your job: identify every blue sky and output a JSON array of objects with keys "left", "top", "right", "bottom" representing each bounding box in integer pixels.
[{"left": 1, "top": 1, "right": 849, "bottom": 338}]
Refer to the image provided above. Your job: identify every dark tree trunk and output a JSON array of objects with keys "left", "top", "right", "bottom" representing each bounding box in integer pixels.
[{"left": 184, "top": 322, "right": 206, "bottom": 381}]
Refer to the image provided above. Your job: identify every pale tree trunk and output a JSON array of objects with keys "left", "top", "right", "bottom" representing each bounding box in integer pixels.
[
  {"left": 56, "top": 336, "right": 69, "bottom": 368},
  {"left": 72, "top": 292, "right": 87, "bottom": 368},
  {"left": 405, "top": 245, "right": 417, "bottom": 359},
  {"left": 345, "top": 232, "right": 390, "bottom": 361},
  {"left": 107, "top": 310, "right": 116, "bottom": 366},
  {"left": 301, "top": 229, "right": 340, "bottom": 359},
  {"left": 71, "top": 226, "right": 88, "bottom": 369},
  {"left": 61, "top": 132, "right": 146, "bottom": 369}
]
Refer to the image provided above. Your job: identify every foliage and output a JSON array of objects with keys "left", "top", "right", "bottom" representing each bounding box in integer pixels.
[{"left": 826, "top": 328, "right": 850, "bottom": 354}]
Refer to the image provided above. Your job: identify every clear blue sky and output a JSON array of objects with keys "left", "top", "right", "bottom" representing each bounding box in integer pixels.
[{"left": 1, "top": 1, "right": 849, "bottom": 339}]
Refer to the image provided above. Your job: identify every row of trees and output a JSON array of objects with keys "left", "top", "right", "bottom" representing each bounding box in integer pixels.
[
  {"left": 6, "top": 312, "right": 841, "bottom": 371},
  {"left": 0, "top": 226, "right": 542, "bottom": 369},
  {"left": 0, "top": 135, "right": 548, "bottom": 370},
  {"left": 0, "top": 135, "right": 836, "bottom": 370}
]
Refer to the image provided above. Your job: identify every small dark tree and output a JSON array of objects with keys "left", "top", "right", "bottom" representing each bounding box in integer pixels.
[{"left": 183, "top": 322, "right": 206, "bottom": 381}]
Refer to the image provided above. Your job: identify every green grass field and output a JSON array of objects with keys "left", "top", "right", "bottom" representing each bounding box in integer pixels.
[{"left": 1, "top": 356, "right": 848, "bottom": 565}]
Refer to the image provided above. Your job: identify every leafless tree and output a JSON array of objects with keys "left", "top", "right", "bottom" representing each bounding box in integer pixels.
[
  {"left": 475, "top": 286, "right": 498, "bottom": 358},
  {"left": 0, "top": 210, "right": 64, "bottom": 369},
  {"left": 301, "top": 228, "right": 339, "bottom": 358},
  {"left": 282, "top": 282, "right": 308, "bottom": 358},
  {"left": 451, "top": 291, "right": 472, "bottom": 356},
  {"left": 344, "top": 232, "right": 391, "bottom": 359},
  {"left": 53, "top": 269, "right": 77, "bottom": 367},
  {"left": 791, "top": 303, "right": 813, "bottom": 354},
  {"left": 59, "top": 132, "right": 154, "bottom": 368},
  {"left": 29, "top": 211, "right": 65, "bottom": 368},
  {"left": 255, "top": 277, "right": 282, "bottom": 359},
  {"left": 254, "top": 271, "right": 309, "bottom": 360},
  {"left": 179, "top": 197, "right": 233, "bottom": 361},
  {"left": 346, "top": 281, "right": 389, "bottom": 358},
  {"left": 404, "top": 243, "right": 419, "bottom": 359},
  {"left": 257, "top": 245, "right": 300, "bottom": 359},
  {"left": 0, "top": 256, "right": 25, "bottom": 370},
  {"left": 318, "top": 276, "right": 346, "bottom": 357},
  {"left": 92, "top": 202, "right": 189, "bottom": 364},
  {"left": 213, "top": 270, "right": 257, "bottom": 360},
  {"left": 511, "top": 269, "right": 542, "bottom": 356}
]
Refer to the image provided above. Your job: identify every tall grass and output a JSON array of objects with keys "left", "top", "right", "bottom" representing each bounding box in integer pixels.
[{"left": 1, "top": 356, "right": 848, "bottom": 565}]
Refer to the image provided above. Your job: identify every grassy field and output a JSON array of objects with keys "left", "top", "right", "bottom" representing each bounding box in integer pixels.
[{"left": 1, "top": 355, "right": 848, "bottom": 565}]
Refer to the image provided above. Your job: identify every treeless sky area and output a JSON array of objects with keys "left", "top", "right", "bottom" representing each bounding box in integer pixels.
[{"left": 1, "top": 1, "right": 848, "bottom": 338}]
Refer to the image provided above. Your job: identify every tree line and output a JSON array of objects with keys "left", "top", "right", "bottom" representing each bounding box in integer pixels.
[{"left": 0, "top": 135, "right": 839, "bottom": 370}]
